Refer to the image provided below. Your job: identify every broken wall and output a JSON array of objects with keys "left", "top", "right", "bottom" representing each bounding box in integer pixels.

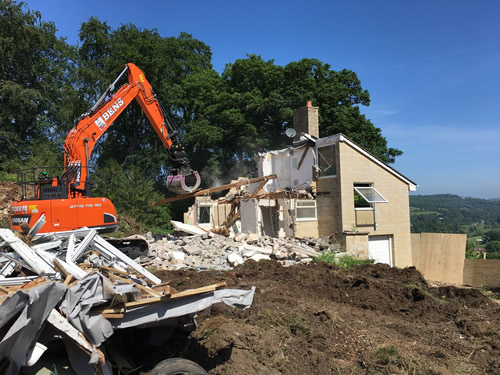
[
  {"left": 411, "top": 233, "right": 466, "bottom": 284},
  {"left": 258, "top": 147, "right": 315, "bottom": 192}
]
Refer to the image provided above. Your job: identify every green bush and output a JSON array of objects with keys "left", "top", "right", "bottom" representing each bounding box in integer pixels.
[{"left": 314, "top": 251, "right": 374, "bottom": 268}]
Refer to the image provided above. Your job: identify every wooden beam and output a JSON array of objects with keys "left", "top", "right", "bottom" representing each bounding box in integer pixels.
[
  {"left": 96, "top": 282, "right": 227, "bottom": 314},
  {"left": 297, "top": 144, "right": 311, "bottom": 170},
  {"left": 250, "top": 180, "right": 269, "bottom": 198},
  {"left": 152, "top": 175, "right": 277, "bottom": 206}
]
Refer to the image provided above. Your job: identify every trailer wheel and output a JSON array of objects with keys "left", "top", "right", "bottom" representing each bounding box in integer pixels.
[{"left": 149, "top": 358, "right": 208, "bottom": 375}]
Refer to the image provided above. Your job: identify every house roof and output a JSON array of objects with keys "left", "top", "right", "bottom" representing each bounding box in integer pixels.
[{"left": 317, "top": 133, "right": 418, "bottom": 191}]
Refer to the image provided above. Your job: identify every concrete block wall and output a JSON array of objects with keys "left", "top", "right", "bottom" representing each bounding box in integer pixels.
[
  {"left": 463, "top": 260, "right": 500, "bottom": 287},
  {"left": 338, "top": 142, "right": 413, "bottom": 267},
  {"left": 411, "top": 233, "right": 466, "bottom": 284},
  {"left": 316, "top": 177, "right": 342, "bottom": 239}
]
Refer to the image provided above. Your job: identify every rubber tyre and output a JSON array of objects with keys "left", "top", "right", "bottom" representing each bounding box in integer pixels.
[{"left": 149, "top": 358, "right": 208, "bottom": 375}]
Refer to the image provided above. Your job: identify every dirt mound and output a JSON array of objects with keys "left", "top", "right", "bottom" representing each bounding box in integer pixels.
[
  {"left": 0, "top": 181, "right": 21, "bottom": 226},
  {"left": 155, "top": 261, "right": 500, "bottom": 374}
]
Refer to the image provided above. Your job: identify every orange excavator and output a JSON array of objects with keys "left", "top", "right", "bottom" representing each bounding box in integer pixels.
[{"left": 10, "top": 63, "right": 201, "bottom": 234}]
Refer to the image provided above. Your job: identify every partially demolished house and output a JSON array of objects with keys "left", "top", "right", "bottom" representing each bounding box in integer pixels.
[{"left": 185, "top": 102, "right": 417, "bottom": 268}]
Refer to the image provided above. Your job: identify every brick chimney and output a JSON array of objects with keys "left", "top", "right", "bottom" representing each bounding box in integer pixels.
[{"left": 293, "top": 100, "right": 319, "bottom": 141}]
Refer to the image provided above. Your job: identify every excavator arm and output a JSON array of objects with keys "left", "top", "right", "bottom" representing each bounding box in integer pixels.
[{"left": 64, "top": 63, "right": 200, "bottom": 196}]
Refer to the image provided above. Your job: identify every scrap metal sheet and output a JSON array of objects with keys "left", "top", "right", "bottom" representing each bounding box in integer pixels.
[{"left": 0, "top": 282, "right": 66, "bottom": 375}]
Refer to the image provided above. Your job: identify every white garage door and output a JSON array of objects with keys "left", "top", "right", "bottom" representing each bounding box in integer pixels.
[{"left": 368, "top": 235, "right": 393, "bottom": 266}]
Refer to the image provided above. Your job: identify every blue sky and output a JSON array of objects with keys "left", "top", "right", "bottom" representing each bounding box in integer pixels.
[{"left": 25, "top": 0, "right": 500, "bottom": 198}]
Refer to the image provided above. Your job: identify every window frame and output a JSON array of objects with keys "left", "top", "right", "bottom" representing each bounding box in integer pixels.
[
  {"left": 198, "top": 204, "right": 212, "bottom": 225},
  {"left": 295, "top": 199, "right": 317, "bottom": 221},
  {"left": 316, "top": 143, "right": 336, "bottom": 178},
  {"left": 353, "top": 184, "right": 388, "bottom": 211}
]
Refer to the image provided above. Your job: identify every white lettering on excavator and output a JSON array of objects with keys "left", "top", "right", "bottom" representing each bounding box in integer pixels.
[
  {"left": 70, "top": 204, "right": 101, "bottom": 208},
  {"left": 95, "top": 98, "right": 124, "bottom": 130}
]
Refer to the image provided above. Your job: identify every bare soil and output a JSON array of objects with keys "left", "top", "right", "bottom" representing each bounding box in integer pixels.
[
  {"left": 154, "top": 261, "right": 500, "bottom": 375},
  {"left": 0, "top": 181, "right": 21, "bottom": 226}
]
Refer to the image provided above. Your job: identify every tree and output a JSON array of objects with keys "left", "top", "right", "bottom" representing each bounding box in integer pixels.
[
  {"left": 93, "top": 159, "right": 171, "bottom": 231},
  {"left": 183, "top": 55, "right": 402, "bottom": 185},
  {"left": 0, "top": 0, "right": 75, "bottom": 170},
  {"left": 484, "top": 230, "right": 500, "bottom": 242},
  {"left": 76, "top": 20, "right": 214, "bottom": 184}
]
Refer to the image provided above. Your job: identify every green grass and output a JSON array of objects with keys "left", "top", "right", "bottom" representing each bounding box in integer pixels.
[{"left": 313, "top": 252, "right": 374, "bottom": 268}]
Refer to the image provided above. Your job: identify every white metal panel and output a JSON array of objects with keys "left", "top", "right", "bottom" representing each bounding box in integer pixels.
[{"left": 368, "top": 235, "right": 393, "bottom": 266}]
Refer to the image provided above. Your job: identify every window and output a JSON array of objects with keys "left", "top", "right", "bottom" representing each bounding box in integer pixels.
[
  {"left": 317, "top": 144, "right": 336, "bottom": 177},
  {"left": 354, "top": 184, "right": 388, "bottom": 210},
  {"left": 198, "top": 205, "right": 211, "bottom": 224},
  {"left": 296, "top": 200, "right": 317, "bottom": 220}
]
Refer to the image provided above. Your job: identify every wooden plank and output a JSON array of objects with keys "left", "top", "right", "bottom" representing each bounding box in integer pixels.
[
  {"left": 297, "top": 144, "right": 311, "bottom": 170},
  {"left": 96, "top": 282, "right": 227, "bottom": 315},
  {"left": 68, "top": 279, "right": 79, "bottom": 288},
  {"left": 152, "top": 175, "right": 277, "bottom": 206},
  {"left": 21, "top": 277, "right": 48, "bottom": 290},
  {"left": 123, "top": 282, "right": 227, "bottom": 309},
  {"left": 22, "top": 279, "right": 52, "bottom": 292},
  {"left": 135, "top": 283, "right": 163, "bottom": 297},
  {"left": 52, "top": 258, "right": 72, "bottom": 279},
  {"left": 102, "top": 313, "right": 124, "bottom": 319},
  {"left": 63, "top": 275, "right": 73, "bottom": 285},
  {"left": 99, "top": 265, "right": 130, "bottom": 277},
  {"left": 106, "top": 273, "right": 134, "bottom": 284},
  {"left": 250, "top": 180, "right": 269, "bottom": 198},
  {"left": 225, "top": 210, "right": 241, "bottom": 229}
]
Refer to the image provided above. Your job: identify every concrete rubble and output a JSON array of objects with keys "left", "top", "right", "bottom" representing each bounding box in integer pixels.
[
  {"left": 0, "top": 219, "right": 255, "bottom": 374},
  {"left": 143, "top": 220, "right": 326, "bottom": 271}
]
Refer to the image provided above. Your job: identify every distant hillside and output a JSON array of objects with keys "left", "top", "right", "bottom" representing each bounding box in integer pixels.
[{"left": 410, "top": 194, "right": 500, "bottom": 234}]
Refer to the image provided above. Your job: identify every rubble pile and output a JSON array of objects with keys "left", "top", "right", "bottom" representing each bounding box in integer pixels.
[
  {"left": 0, "top": 218, "right": 254, "bottom": 374},
  {"left": 141, "top": 220, "right": 331, "bottom": 271}
]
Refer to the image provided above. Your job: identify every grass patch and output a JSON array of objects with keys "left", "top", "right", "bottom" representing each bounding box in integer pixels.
[
  {"left": 255, "top": 309, "right": 310, "bottom": 335},
  {"left": 372, "top": 344, "right": 423, "bottom": 374},
  {"left": 373, "top": 344, "right": 401, "bottom": 366},
  {"left": 314, "top": 252, "right": 374, "bottom": 268}
]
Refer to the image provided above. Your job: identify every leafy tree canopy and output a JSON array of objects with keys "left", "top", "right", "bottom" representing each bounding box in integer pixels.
[{"left": 0, "top": 0, "right": 76, "bottom": 169}]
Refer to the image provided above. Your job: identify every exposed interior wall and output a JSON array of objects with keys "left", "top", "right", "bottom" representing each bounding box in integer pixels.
[
  {"left": 258, "top": 146, "right": 315, "bottom": 192},
  {"left": 240, "top": 199, "right": 259, "bottom": 234},
  {"left": 338, "top": 142, "right": 413, "bottom": 267},
  {"left": 463, "top": 260, "right": 500, "bottom": 287},
  {"left": 411, "top": 233, "right": 466, "bottom": 284},
  {"left": 184, "top": 197, "right": 232, "bottom": 228}
]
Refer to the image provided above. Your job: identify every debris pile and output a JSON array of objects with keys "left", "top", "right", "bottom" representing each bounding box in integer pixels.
[
  {"left": 0, "top": 220, "right": 255, "bottom": 374},
  {"left": 141, "top": 221, "right": 330, "bottom": 271}
]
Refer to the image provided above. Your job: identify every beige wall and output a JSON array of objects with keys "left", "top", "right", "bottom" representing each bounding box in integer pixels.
[
  {"left": 344, "top": 232, "right": 369, "bottom": 258},
  {"left": 316, "top": 177, "right": 342, "bottom": 239},
  {"left": 411, "top": 233, "right": 466, "bottom": 284},
  {"left": 463, "top": 260, "right": 500, "bottom": 287},
  {"left": 295, "top": 220, "right": 319, "bottom": 239},
  {"left": 338, "top": 142, "right": 413, "bottom": 267}
]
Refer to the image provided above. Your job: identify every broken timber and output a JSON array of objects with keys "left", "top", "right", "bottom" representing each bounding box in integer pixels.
[{"left": 151, "top": 174, "right": 277, "bottom": 206}]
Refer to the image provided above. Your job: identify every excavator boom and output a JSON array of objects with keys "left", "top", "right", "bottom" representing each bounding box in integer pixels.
[
  {"left": 65, "top": 63, "right": 200, "bottom": 196},
  {"left": 10, "top": 63, "right": 200, "bottom": 234}
]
